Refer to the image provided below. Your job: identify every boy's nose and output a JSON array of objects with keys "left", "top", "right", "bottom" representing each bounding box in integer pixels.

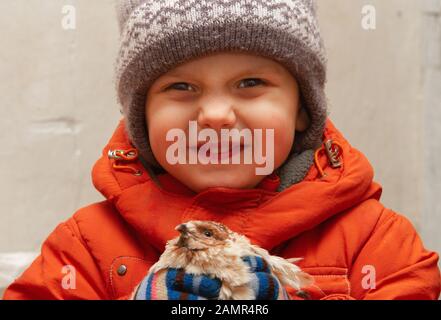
[{"left": 197, "top": 101, "right": 236, "bottom": 131}]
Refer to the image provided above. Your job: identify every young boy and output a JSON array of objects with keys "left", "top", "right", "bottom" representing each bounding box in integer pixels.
[{"left": 3, "top": 0, "right": 440, "bottom": 300}]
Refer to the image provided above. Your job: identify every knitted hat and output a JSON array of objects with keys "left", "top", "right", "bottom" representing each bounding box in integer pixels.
[{"left": 114, "top": 0, "right": 328, "bottom": 190}]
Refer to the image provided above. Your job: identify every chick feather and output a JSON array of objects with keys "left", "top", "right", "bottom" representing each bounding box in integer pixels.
[{"left": 149, "top": 220, "right": 313, "bottom": 300}]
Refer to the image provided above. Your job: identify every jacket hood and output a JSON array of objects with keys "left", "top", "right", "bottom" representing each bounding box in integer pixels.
[{"left": 92, "top": 118, "right": 382, "bottom": 253}]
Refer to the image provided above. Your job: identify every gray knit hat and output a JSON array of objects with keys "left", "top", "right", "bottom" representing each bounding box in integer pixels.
[{"left": 114, "top": 0, "right": 328, "bottom": 191}]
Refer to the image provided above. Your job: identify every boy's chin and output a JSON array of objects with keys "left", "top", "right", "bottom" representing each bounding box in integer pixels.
[{"left": 178, "top": 168, "right": 264, "bottom": 193}]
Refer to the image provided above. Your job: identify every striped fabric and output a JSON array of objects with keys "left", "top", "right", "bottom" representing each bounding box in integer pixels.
[
  {"left": 242, "top": 256, "right": 289, "bottom": 300},
  {"left": 135, "top": 256, "right": 289, "bottom": 300},
  {"left": 135, "top": 268, "right": 221, "bottom": 300}
]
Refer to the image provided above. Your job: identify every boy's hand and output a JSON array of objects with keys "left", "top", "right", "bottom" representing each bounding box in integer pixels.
[
  {"left": 242, "top": 256, "right": 290, "bottom": 300},
  {"left": 133, "top": 268, "right": 221, "bottom": 300},
  {"left": 134, "top": 255, "right": 289, "bottom": 300}
]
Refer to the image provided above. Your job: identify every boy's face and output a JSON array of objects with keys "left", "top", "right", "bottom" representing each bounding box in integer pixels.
[{"left": 145, "top": 52, "right": 308, "bottom": 193}]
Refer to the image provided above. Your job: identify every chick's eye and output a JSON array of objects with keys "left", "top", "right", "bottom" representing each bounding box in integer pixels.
[
  {"left": 203, "top": 230, "right": 213, "bottom": 237},
  {"left": 238, "top": 78, "right": 266, "bottom": 88}
]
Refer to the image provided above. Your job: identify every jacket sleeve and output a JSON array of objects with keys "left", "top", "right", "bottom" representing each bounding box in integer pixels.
[
  {"left": 349, "top": 209, "right": 441, "bottom": 300},
  {"left": 2, "top": 219, "right": 109, "bottom": 300}
]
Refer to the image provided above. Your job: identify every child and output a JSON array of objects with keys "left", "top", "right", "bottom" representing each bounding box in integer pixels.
[{"left": 3, "top": 0, "right": 440, "bottom": 300}]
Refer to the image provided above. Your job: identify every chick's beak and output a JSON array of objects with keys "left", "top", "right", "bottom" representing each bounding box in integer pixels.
[
  {"left": 176, "top": 223, "right": 189, "bottom": 248},
  {"left": 175, "top": 223, "right": 188, "bottom": 234}
]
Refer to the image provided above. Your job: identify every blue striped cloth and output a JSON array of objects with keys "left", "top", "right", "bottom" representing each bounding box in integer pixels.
[{"left": 134, "top": 256, "right": 288, "bottom": 300}]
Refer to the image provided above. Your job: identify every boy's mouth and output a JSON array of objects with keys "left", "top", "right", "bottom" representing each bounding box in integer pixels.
[
  {"left": 166, "top": 121, "right": 274, "bottom": 174},
  {"left": 189, "top": 142, "right": 248, "bottom": 162}
]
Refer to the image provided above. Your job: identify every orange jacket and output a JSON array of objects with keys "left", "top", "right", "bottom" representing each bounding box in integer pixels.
[{"left": 3, "top": 119, "right": 440, "bottom": 300}]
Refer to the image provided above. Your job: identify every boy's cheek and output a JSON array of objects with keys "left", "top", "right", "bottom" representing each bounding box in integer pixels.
[
  {"left": 148, "top": 118, "right": 188, "bottom": 144},
  {"left": 147, "top": 112, "right": 295, "bottom": 167},
  {"left": 258, "top": 121, "right": 295, "bottom": 156},
  {"left": 276, "top": 128, "right": 296, "bottom": 155},
  {"left": 147, "top": 128, "right": 172, "bottom": 164}
]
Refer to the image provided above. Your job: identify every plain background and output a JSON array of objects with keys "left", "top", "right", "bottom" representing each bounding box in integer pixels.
[{"left": 0, "top": 0, "right": 440, "bottom": 294}]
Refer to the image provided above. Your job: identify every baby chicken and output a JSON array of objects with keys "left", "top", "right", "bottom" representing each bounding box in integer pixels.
[{"left": 149, "top": 220, "right": 313, "bottom": 300}]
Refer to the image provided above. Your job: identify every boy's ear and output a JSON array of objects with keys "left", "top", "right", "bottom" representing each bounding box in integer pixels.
[{"left": 295, "top": 106, "right": 310, "bottom": 132}]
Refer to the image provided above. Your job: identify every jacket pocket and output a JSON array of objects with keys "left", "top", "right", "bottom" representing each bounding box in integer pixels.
[{"left": 109, "top": 256, "right": 153, "bottom": 299}]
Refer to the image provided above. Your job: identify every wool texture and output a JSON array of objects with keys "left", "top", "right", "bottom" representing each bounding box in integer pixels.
[{"left": 115, "top": 0, "right": 328, "bottom": 191}]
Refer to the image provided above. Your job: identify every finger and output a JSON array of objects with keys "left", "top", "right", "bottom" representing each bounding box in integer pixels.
[
  {"left": 167, "top": 268, "right": 221, "bottom": 299},
  {"left": 242, "top": 256, "right": 271, "bottom": 273},
  {"left": 250, "top": 272, "right": 281, "bottom": 300},
  {"left": 135, "top": 271, "right": 169, "bottom": 300},
  {"left": 134, "top": 273, "right": 151, "bottom": 300},
  {"left": 167, "top": 288, "right": 207, "bottom": 300}
]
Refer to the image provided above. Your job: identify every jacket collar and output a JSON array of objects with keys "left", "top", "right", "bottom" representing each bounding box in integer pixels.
[{"left": 92, "top": 118, "right": 382, "bottom": 252}]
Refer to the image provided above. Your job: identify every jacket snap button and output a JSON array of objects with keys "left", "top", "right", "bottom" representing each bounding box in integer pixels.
[{"left": 117, "top": 264, "right": 127, "bottom": 276}]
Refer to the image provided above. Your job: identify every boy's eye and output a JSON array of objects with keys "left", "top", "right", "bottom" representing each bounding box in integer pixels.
[
  {"left": 166, "top": 82, "right": 195, "bottom": 91},
  {"left": 238, "top": 78, "right": 266, "bottom": 88}
]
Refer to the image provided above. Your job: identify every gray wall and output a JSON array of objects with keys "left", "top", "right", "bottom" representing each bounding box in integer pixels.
[
  {"left": 317, "top": 0, "right": 441, "bottom": 255},
  {"left": 0, "top": 0, "right": 121, "bottom": 252},
  {"left": 0, "top": 0, "right": 439, "bottom": 285},
  {"left": 421, "top": 0, "right": 441, "bottom": 255}
]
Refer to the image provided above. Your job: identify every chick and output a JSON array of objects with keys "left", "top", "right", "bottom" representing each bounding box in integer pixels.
[{"left": 149, "top": 220, "right": 313, "bottom": 300}]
